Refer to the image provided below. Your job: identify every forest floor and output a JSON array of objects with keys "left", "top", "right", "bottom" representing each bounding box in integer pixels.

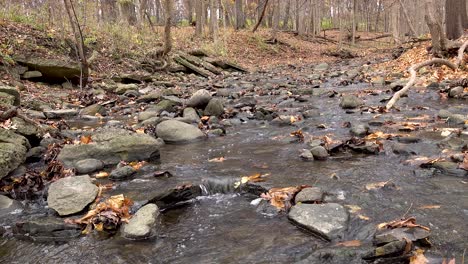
[{"left": 0, "top": 20, "right": 467, "bottom": 263}]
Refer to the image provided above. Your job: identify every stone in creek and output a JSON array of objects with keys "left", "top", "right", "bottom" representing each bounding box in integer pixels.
[
  {"left": 75, "top": 159, "right": 104, "bottom": 174},
  {"left": 58, "top": 128, "right": 161, "bottom": 167},
  {"left": 448, "top": 114, "right": 466, "bottom": 125},
  {"left": 80, "top": 104, "right": 105, "bottom": 116},
  {"left": 138, "top": 110, "right": 159, "bottom": 122},
  {"left": 396, "top": 136, "right": 421, "bottom": 144},
  {"left": 186, "top": 89, "right": 212, "bottom": 108},
  {"left": 0, "top": 130, "right": 28, "bottom": 179},
  {"left": 350, "top": 123, "right": 369, "bottom": 137},
  {"left": 438, "top": 109, "right": 453, "bottom": 119},
  {"left": 294, "top": 187, "right": 323, "bottom": 203},
  {"left": 204, "top": 98, "right": 224, "bottom": 116},
  {"left": 392, "top": 143, "right": 418, "bottom": 156},
  {"left": 340, "top": 95, "right": 364, "bottom": 109},
  {"left": 13, "top": 216, "right": 81, "bottom": 242},
  {"left": 300, "top": 149, "right": 314, "bottom": 161},
  {"left": 156, "top": 120, "right": 205, "bottom": 143},
  {"left": 374, "top": 227, "right": 430, "bottom": 246},
  {"left": 288, "top": 203, "right": 349, "bottom": 240},
  {"left": 363, "top": 240, "right": 407, "bottom": 259},
  {"left": 0, "top": 194, "right": 23, "bottom": 214},
  {"left": 109, "top": 165, "right": 137, "bottom": 180},
  {"left": 449, "top": 86, "right": 464, "bottom": 98},
  {"left": 115, "top": 83, "right": 138, "bottom": 94},
  {"left": 47, "top": 175, "right": 98, "bottom": 216},
  {"left": 43, "top": 109, "right": 78, "bottom": 119},
  {"left": 183, "top": 107, "right": 200, "bottom": 123},
  {"left": 122, "top": 203, "right": 159, "bottom": 239},
  {"left": 310, "top": 146, "right": 329, "bottom": 160},
  {"left": 432, "top": 161, "right": 467, "bottom": 177}
]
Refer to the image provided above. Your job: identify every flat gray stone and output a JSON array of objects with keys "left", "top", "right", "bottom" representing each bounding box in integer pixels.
[
  {"left": 44, "top": 109, "right": 78, "bottom": 119},
  {"left": 122, "top": 203, "right": 159, "bottom": 239},
  {"left": 294, "top": 187, "right": 324, "bottom": 203},
  {"left": 340, "top": 95, "right": 364, "bottom": 109},
  {"left": 183, "top": 107, "right": 200, "bottom": 123},
  {"left": 156, "top": 120, "right": 205, "bottom": 143},
  {"left": 22, "top": 71, "right": 42, "bottom": 79},
  {"left": 288, "top": 203, "right": 349, "bottom": 240},
  {"left": 47, "top": 175, "right": 98, "bottom": 216},
  {"left": 187, "top": 89, "right": 212, "bottom": 108},
  {"left": 75, "top": 159, "right": 104, "bottom": 174}
]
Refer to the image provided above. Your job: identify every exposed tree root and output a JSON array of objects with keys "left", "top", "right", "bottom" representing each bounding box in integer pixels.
[{"left": 386, "top": 40, "right": 468, "bottom": 110}]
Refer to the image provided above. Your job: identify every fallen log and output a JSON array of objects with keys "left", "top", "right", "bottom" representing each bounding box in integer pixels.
[
  {"left": 204, "top": 57, "right": 248, "bottom": 73},
  {"left": 386, "top": 40, "right": 468, "bottom": 110},
  {"left": 178, "top": 52, "right": 223, "bottom": 75},
  {"left": 173, "top": 55, "right": 214, "bottom": 78}
]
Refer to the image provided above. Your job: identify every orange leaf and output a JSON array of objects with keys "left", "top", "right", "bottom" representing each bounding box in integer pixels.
[
  {"left": 95, "top": 171, "right": 109, "bottom": 178},
  {"left": 80, "top": 135, "right": 92, "bottom": 144},
  {"left": 409, "top": 249, "right": 428, "bottom": 264}
]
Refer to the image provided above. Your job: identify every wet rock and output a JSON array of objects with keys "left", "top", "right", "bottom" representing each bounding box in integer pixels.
[
  {"left": 447, "top": 114, "right": 466, "bottom": 125},
  {"left": 438, "top": 109, "right": 453, "bottom": 119},
  {"left": 314, "top": 63, "right": 329, "bottom": 71},
  {"left": 156, "top": 120, "right": 205, "bottom": 143},
  {"left": 183, "top": 107, "right": 200, "bottom": 123},
  {"left": 449, "top": 86, "right": 464, "bottom": 98},
  {"left": 310, "top": 146, "right": 329, "bottom": 160},
  {"left": 43, "top": 109, "right": 78, "bottom": 119},
  {"left": 234, "top": 96, "right": 256, "bottom": 108},
  {"left": 115, "top": 83, "right": 138, "bottom": 94},
  {"left": 397, "top": 136, "right": 421, "bottom": 144},
  {"left": 148, "top": 100, "right": 176, "bottom": 114},
  {"left": 0, "top": 194, "right": 23, "bottom": 214},
  {"left": 204, "top": 98, "right": 224, "bottom": 116},
  {"left": 47, "top": 175, "right": 98, "bottom": 216},
  {"left": 348, "top": 141, "right": 380, "bottom": 154},
  {"left": 0, "top": 86, "right": 20, "bottom": 106},
  {"left": 300, "top": 149, "right": 314, "bottom": 161},
  {"left": 350, "top": 123, "right": 369, "bottom": 137},
  {"left": 294, "top": 187, "right": 323, "bottom": 203},
  {"left": 75, "top": 159, "right": 104, "bottom": 174},
  {"left": 432, "top": 161, "right": 467, "bottom": 177},
  {"left": 187, "top": 89, "right": 212, "bottom": 108},
  {"left": 254, "top": 199, "right": 280, "bottom": 216},
  {"left": 122, "top": 203, "right": 159, "bottom": 239},
  {"left": 390, "top": 79, "right": 407, "bottom": 91},
  {"left": 58, "top": 129, "right": 161, "bottom": 167},
  {"left": 22, "top": 70, "right": 42, "bottom": 79},
  {"left": 14, "top": 216, "right": 81, "bottom": 242},
  {"left": 80, "top": 104, "right": 105, "bottom": 116},
  {"left": 303, "top": 109, "right": 321, "bottom": 118},
  {"left": 109, "top": 165, "right": 137, "bottom": 180},
  {"left": 426, "top": 82, "right": 439, "bottom": 90},
  {"left": 392, "top": 143, "right": 417, "bottom": 155},
  {"left": 340, "top": 95, "right": 364, "bottom": 109},
  {"left": 374, "top": 227, "right": 430, "bottom": 246},
  {"left": 363, "top": 240, "right": 407, "bottom": 259},
  {"left": 296, "top": 247, "right": 371, "bottom": 264},
  {"left": 271, "top": 115, "right": 296, "bottom": 127},
  {"left": 288, "top": 203, "right": 349, "bottom": 240}
]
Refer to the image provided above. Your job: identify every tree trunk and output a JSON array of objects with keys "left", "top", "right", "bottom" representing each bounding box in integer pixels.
[
  {"left": 397, "top": 0, "right": 417, "bottom": 37},
  {"left": 163, "top": 0, "right": 173, "bottom": 55},
  {"left": 195, "top": 0, "right": 204, "bottom": 37},
  {"left": 271, "top": 0, "right": 280, "bottom": 40},
  {"left": 425, "top": 0, "right": 447, "bottom": 56},
  {"left": 253, "top": 0, "right": 270, "bottom": 32},
  {"left": 282, "top": 0, "right": 291, "bottom": 30},
  {"left": 63, "top": 0, "right": 88, "bottom": 88},
  {"left": 445, "top": 0, "right": 467, "bottom": 39},
  {"left": 120, "top": 0, "right": 137, "bottom": 25},
  {"left": 209, "top": 0, "right": 219, "bottom": 45},
  {"left": 235, "top": 0, "right": 245, "bottom": 29},
  {"left": 352, "top": 0, "right": 357, "bottom": 44}
]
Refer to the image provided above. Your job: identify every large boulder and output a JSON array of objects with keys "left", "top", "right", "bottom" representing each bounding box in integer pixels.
[
  {"left": 0, "top": 129, "right": 29, "bottom": 179},
  {"left": 47, "top": 175, "right": 98, "bottom": 216},
  {"left": 187, "top": 89, "right": 212, "bottom": 108},
  {"left": 122, "top": 203, "right": 159, "bottom": 239},
  {"left": 288, "top": 203, "right": 349, "bottom": 240},
  {"left": 58, "top": 129, "right": 162, "bottom": 167},
  {"left": 15, "top": 57, "right": 81, "bottom": 82},
  {"left": 156, "top": 120, "right": 205, "bottom": 143},
  {"left": 0, "top": 86, "right": 20, "bottom": 106}
]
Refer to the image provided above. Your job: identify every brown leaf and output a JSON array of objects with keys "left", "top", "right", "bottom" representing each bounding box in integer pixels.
[
  {"left": 208, "top": 157, "right": 226, "bottom": 163},
  {"left": 378, "top": 217, "right": 430, "bottom": 231},
  {"left": 418, "top": 205, "right": 441, "bottom": 209},
  {"left": 459, "top": 153, "right": 468, "bottom": 171},
  {"left": 261, "top": 185, "right": 309, "bottom": 211},
  {"left": 335, "top": 240, "right": 361, "bottom": 247}
]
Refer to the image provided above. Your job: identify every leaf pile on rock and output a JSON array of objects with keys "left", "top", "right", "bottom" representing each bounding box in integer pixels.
[
  {"left": 260, "top": 185, "right": 310, "bottom": 211},
  {"left": 66, "top": 194, "right": 133, "bottom": 234}
]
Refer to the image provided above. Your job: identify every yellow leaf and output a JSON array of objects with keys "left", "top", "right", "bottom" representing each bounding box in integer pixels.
[
  {"left": 135, "top": 128, "right": 145, "bottom": 134},
  {"left": 409, "top": 249, "right": 428, "bottom": 264},
  {"left": 358, "top": 214, "right": 370, "bottom": 221},
  {"left": 365, "top": 181, "right": 389, "bottom": 191},
  {"left": 95, "top": 171, "right": 109, "bottom": 178},
  {"left": 80, "top": 135, "right": 92, "bottom": 144},
  {"left": 418, "top": 205, "right": 441, "bottom": 209},
  {"left": 93, "top": 222, "right": 104, "bottom": 232},
  {"left": 345, "top": 205, "right": 362, "bottom": 213}
]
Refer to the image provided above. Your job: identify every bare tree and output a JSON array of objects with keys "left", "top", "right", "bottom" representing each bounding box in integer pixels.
[
  {"left": 63, "top": 0, "right": 88, "bottom": 88},
  {"left": 445, "top": 0, "right": 468, "bottom": 39},
  {"left": 235, "top": 0, "right": 245, "bottom": 29}
]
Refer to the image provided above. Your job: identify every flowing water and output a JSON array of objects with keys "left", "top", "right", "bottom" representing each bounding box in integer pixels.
[{"left": 1, "top": 64, "right": 467, "bottom": 263}]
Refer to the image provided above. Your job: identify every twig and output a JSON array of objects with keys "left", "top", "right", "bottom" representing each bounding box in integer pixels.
[
  {"left": 386, "top": 40, "right": 468, "bottom": 110},
  {"left": 402, "top": 202, "right": 413, "bottom": 218}
]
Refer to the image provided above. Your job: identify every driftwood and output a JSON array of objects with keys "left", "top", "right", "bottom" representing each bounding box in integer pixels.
[
  {"left": 203, "top": 58, "right": 248, "bottom": 73},
  {"left": 386, "top": 40, "right": 468, "bottom": 110},
  {"left": 177, "top": 52, "right": 223, "bottom": 75},
  {"left": 359, "top": 34, "right": 392, "bottom": 42},
  {"left": 173, "top": 55, "right": 214, "bottom": 78}
]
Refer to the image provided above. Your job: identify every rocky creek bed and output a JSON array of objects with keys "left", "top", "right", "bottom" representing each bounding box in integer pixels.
[{"left": 0, "top": 57, "right": 467, "bottom": 263}]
